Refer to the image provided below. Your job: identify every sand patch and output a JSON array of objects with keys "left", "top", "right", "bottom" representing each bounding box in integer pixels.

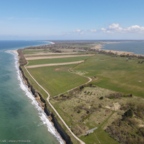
[
  {"left": 91, "top": 44, "right": 103, "bottom": 50},
  {"left": 26, "top": 54, "right": 94, "bottom": 60},
  {"left": 26, "top": 60, "right": 84, "bottom": 68},
  {"left": 105, "top": 103, "right": 121, "bottom": 111},
  {"left": 103, "top": 50, "right": 134, "bottom": 55},
  {"left": 55, "top": 68, "right": 61, "bottom": 71}
]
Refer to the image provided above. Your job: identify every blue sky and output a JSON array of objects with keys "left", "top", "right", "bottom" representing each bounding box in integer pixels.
[{"left": 0, "top": 0, "right": 144, "bottom": 40}]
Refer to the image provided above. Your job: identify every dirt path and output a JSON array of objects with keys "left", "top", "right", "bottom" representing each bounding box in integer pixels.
[
  {"left": 26, "top": 54, "right": 94, "bottom": 60},
  {"left": 26, "top": 60, "right": 84, "bottom": 68},
  {"left": 53, "top": 68, "right": 92, "bottom": 97},
  {"left": 24, "top": 66, "right": 86, "bottom": 144}
]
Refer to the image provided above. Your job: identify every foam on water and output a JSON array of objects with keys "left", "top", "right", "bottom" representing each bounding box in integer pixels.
[
  {"left": 6, "top": 50, "right": 65, "bottom": 144},
  {"left": 49, "top": 42, "right": 55, "bottom": 45}
]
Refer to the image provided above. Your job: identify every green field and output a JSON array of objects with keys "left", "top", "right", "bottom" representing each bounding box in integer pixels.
[
  {"left": 27, "top": 56, "right": 91, "bottom": 66},
  {"left": 74, "top": 54, "right": 144, "bottom": 97},
  {"left": 23, "top": 49, "right": 50, "bottom": 54},
  {"left": 27, "top": 65, "right": 88, "bottom": 96}
]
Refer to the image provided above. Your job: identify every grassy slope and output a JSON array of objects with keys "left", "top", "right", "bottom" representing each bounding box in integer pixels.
[
  {"left": 74, "top": 54, "right": 144, "bottom": 97},
  {"left": 21, "top": 67, "right": 48, "bottom": 99},
  {"left": 27, "top": 56, "right": 91, "bottom": 66},
  {"left": 28, "top": 65, "right": 88, "bottom": 96}
]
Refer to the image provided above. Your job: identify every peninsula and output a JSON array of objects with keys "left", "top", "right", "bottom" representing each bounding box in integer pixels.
[{"left": 18, "top": 41, "right": 144, "bottom": 144}]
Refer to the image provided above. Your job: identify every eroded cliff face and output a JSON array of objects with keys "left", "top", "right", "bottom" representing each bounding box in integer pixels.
[{"left": 19, "top": 66, "right": 72, "bottom": 144}]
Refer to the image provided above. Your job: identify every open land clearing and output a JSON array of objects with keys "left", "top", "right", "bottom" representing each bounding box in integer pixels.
[{"left": 20, "top": 42, "right": 144, "bottom": 144}]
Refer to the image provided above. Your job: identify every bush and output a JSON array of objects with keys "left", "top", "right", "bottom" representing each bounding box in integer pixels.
[
  {"left": 123, "top": 109, "right": 133, "bottom": 118},
  {"left": 99, "top": 96, "right": 104, "bottom": 100}
]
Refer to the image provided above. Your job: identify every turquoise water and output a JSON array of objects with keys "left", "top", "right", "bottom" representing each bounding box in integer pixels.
[
  {"left": 103, "top": 40, "right": 144, "bottom": 55},
  {"left": 0, "top": 41, "right": 63, "bottom": 144}
]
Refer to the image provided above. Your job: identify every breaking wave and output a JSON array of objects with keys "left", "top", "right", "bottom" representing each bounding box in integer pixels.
[{"left": 6, "top": 50, "right": 65, "bottom": 144}]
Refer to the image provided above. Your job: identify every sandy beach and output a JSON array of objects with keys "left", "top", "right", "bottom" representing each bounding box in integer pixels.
[
  {"left": 91, "top": 43, "right": 136, "bottom": 56},
  {"left": 91, "top": 44, "right": 103, "bottom": 50}
]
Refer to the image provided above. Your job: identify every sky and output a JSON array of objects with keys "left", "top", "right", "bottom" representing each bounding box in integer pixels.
[{"left": 0, "top": 0, "right": 144, "bottom": 40}]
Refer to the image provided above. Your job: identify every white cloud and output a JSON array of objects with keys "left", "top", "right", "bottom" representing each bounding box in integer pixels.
[
  {"left": 74, "top": 29, "right": 84, "bottom": 34},
  {"left": 109, "top": 23, "right": 123, "bottom": 31},
  {"left": 101, "top": 23, "right": 144, "bottom": 33},
  {"left": 73, "top": 29, "right": 97, "bottom": 34},
  {"left": 101, "top": 23, "right": 122, "bottom": 33},
  {"left": 67, "top": 23, "right": 144, "bottom": 39},
  {"left": 126, "top": 25, "right": 144, "bottom": 33}
]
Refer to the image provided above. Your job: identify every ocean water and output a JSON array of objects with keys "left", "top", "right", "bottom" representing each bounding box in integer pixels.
[
  {"left": 0, "top": 41, "right": 63, "bottom": 144},
  {"left": 102, "top": 40, "right": 144, "bottom": 55}
]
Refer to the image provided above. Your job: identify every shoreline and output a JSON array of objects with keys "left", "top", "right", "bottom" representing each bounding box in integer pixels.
[
  {"left": 16, "top": 47, "right": 87, "bottom": 144},
  {"left": 10, "top": 50, "right": 68, "bottom": 144},
  {"left": 91, "top": 43, "right": 144, "bottom": 57}
]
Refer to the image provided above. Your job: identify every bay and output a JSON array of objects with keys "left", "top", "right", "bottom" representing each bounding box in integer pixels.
[{"left": 102, "top": 40, "right": 144, "bottom": 55}]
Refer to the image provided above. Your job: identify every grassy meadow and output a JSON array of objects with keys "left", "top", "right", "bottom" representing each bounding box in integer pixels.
[
  {"left": 27, "top": 65, "right": 88, "bottom": 96},
  {"left": 74, "top": 54, "right": 144, "bottom": 97}
]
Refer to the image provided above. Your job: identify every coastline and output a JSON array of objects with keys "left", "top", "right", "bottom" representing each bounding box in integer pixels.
[
  {"left": 11, "top": 41, "right": 144, "bottom": 144},
  {"left": 11, "top": 50, "right": 69, "bottom": 144},
  {"left": 91, "top": 43, "right": 144, "bottom": 57}
]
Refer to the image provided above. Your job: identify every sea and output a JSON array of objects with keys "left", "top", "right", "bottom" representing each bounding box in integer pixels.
[
  {"left": 102, "top": 40, "right": 144, "bottom": 55},
  {"left": 0, "top": 40, "right": 64, "bottom": 144}
]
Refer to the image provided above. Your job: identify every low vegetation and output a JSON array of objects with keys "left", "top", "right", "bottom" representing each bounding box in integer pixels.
[
  {"left": 17, "top": 49, "right": 27, "bottom": 66},
  {"left": 106, "top": 101, "right": 144, "bottom": 144},
  {"left": 51, "top": 85, "right": 127, "bottom": 144}
]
